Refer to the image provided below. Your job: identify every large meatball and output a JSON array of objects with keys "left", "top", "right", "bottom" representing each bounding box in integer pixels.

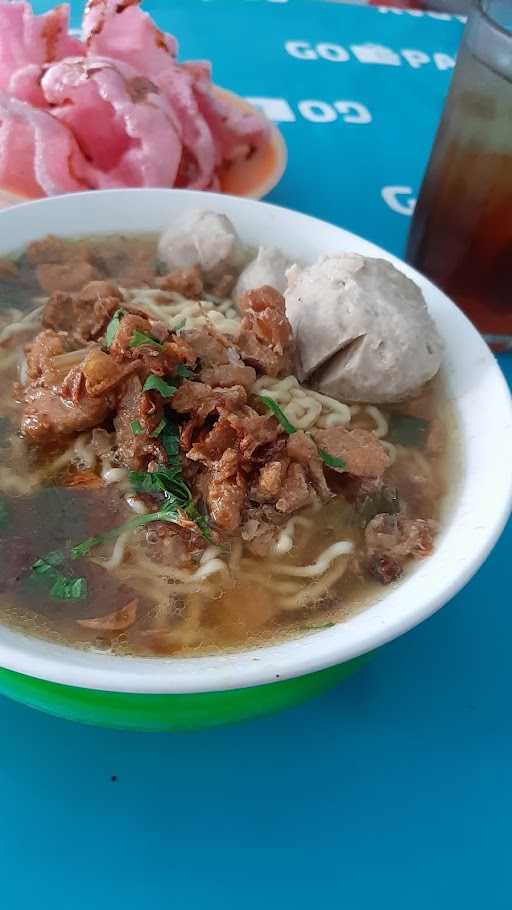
[
  {"left": 285, "top": 253, "right": 442, "bottom": 403},
  {"left": 158, "top": 210, "right": 243, "bottom": 277},
  {"left": 234, "top": 246, "right": 291, "bottom": 300}
]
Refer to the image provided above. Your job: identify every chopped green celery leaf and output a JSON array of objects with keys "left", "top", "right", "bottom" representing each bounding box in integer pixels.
[
  {"left": 161, "top": 430, "right": 180, "bottom": 461},
  {"left": 130, "top": 419, "right": 143, "bottom": 436},
  {"left": 130, "top": 462, "right": 190, "bottom": 501},
  {"left": 195, "top": 515, "right": 212, "bottom": 542},
  {"left": 126, "top": 506, "right": 181, "bottom": 530},
  {"left": 259, "top": 396, "right": 296, "bottom": 434},
  {"left": 164, "top": 480, "right": 191, "bottom": 505},
  {"left": 129, "top": 470, "right": 168, "bottom": 495},
  {"left": 159, "top": 418, "right": 180, "bottom": 460},
  {"left": 46, "top": 550, "right": 66, "bottom": 565},
  {"left": 186, "top": 501, "right": 213, "bottom": 542},
  {"left": 50, "top": 575, "right": 87, "bottom": 601},
  {"left": 71, "top": 535, "right": 104, "bottom": 559},
  {"left": 30, "top": 551, "right": 87, "bottom": 602},
  {"left": 128, "top": 330, "right": 163, "bottom": 350},
  {"left": 318, "top": 449, "right": 347, "bottom": 470},
  {"left": 32, "top": 551, "right": 66, "bottom": 573},
  {"left": 142, "top": 375, "right": 177, "bottom": 397},
  {"left": 104, "top": 308, "right": 124, "bottom": 349},
  {"left": 73, "top": 430, "right": 211, "bottom": 556},
  {"left": 388, "top": 413, "right": 430, "bottom": 449},
  {"left": 71, "top": 493, "right": 211, "bottom": 557},
  {"left": 175, "top": 364, "right": 193, "bottom": 379},
  {"left": 151, "top": 418, "right": 167, "bottom": 438},
  {"left": 70, "top": 506, "right": 183, "bottom": 558}
]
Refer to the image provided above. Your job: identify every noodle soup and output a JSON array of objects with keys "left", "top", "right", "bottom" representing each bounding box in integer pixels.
[{"left": 0, "top": 223, "right": 451, "bottom": 657}]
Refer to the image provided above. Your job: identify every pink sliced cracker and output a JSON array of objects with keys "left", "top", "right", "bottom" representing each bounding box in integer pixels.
[{"left": 0, "top": 0, "right": 275, "bottom": 200}]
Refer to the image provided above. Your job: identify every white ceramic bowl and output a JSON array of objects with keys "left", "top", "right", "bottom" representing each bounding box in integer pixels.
[{"left": 0, "top": 189, "right": 511, "bottom": 702}]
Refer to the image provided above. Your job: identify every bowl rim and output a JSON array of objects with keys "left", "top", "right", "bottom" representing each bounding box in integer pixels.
[{"left": 0, "top": 187, "right": 511, "bottom": 695}]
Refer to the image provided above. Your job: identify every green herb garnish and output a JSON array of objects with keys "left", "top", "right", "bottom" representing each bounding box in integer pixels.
[
  {"left": 130, "top": 417, "right": 181, "bottom": 473},
  {"left": 318, "top": 449, "right": 347, "bottom": 471},
  {"left": 104, "top": 308, "right": 125, "bottom": 349},
  {"left": 186, "top": 501, "right": 212, "bottom": 541},
  {"left": 32, "top": 551, "right": 66, "bottom": 573},
  {"left": 71, "top": 427, "right": 211, "bottom": 556},
  {"left": 50, "top": 576, "right": 88, "bottom": 602},
  {"left": 175, "top": 364, "right": 193, "bottom": 379},
  {"left": 259, "top": 396, "right": 297, "bottom": 435},
  {"left": 128, "top": 330, "right": 163, "bottom": 350},
  {"left": 142, "top": 375, "right": 177, "bottom": 397},
  {"left": 388, "top": 414, "right": 430, "bottom": 449},
  {"left": 70, "top": 495, "right": 210, "bottom": 559},
  {"left": 131, "top": 416, "right": 169, "bottom": 438},
  {"left": 71, "top": 537, "right": 104, "bottom": 559},
  {"left": 130, "top": 463, "right": 192, "bottom": 502},
  {"left": 55, "top": 411, "right": 209, "bottom": 567},
  {"left": 130, "top": 457, "right": 212, "bottom": 541},
  {"left": 31, "top": 552, "right": 87, "bottom": 602},
  {"left": 152, "top": 416, "right": 180, "bottom": 462},
  {"left": 130, "top": 419, "right": 143, "bottom": 436},
  {"left": 128, "top": 471, "right": 166, "bottom": 496},
  {"left": 150, "top": 418, "right": 167, "bottom": 438},
  {"left": 160, "top": 425, "right": 180, "bottom": 461},
  {"left": 259, "top": 398, "right": 348, "bottom": 469}
]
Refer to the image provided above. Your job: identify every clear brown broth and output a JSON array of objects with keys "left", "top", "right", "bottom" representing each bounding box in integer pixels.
[{"left": 0, "top": 233, "right": 457, "bottom": 657}]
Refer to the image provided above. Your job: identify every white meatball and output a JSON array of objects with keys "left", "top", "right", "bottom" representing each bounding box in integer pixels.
[
  {"left": 285, "top": 254, "right": 442, "bottom": 403},
  {"left": 234, "top": 246, "right": 292, "bottom": 300},
  {"left": 158, "top": 210, "right": 242, "bottom": 276}
]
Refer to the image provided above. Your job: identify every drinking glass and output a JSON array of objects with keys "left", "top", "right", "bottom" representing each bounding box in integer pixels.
[{"left": 406, "top": 0, "right": 512, "bottom": 352}]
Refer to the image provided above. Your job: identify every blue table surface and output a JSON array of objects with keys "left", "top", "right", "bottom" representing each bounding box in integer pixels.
[{"left": 3, "top": 3, "right": 512, "bottom": 908}]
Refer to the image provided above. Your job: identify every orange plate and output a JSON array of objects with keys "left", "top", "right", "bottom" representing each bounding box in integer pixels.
[{"left": 213, "top": 86, "right": 287, "bottom": 199}]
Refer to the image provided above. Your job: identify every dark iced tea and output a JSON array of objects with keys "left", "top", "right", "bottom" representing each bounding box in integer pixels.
[{"left": 407, "top": 1, "right": 512, "bottom": 351}]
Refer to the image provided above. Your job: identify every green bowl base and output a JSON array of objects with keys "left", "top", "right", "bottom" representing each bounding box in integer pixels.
[{"left": 0, "top": 657, "right": 368, "bottom": 731}]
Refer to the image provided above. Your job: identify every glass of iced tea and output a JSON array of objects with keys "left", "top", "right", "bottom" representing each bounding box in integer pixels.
[{"left": 406, "top": 0, "right": 512, "bottom": 352}]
